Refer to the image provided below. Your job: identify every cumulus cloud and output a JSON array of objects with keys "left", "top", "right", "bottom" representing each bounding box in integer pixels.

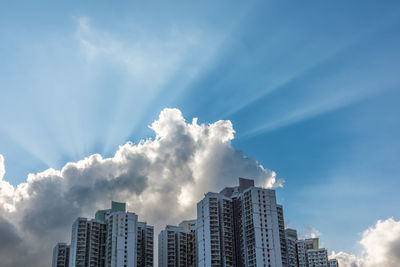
[
  {"left": 330, "top": 251, "right": 363, "bottom": 267},
  {"left": 0, "top": 155, "right": 15, "bottom": 212},
  {"left": 0, "top": 108, "right": 282, "bottom": 267},
  {"left": 331, "top": 218, "right": 400, "bottom": 267}
]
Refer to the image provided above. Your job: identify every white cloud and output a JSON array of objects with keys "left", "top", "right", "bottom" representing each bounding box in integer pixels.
[
  {"left": 361, "top": 218, "right": 400, "bottom": 266},
  {"left": 330, "top": 251, "right": 363, "bottom": 267},
  {"left": 331, "top": 218, "right": 400, "bottom": 267},
  {"left": 0, "top": 108, "right": 281, "bottom": 267},
  {"left": 1, "top": 109, "right": 399, "bottom": 267},
  {"left": 0, "top": 155, "right": 15, "bottom": 212}
]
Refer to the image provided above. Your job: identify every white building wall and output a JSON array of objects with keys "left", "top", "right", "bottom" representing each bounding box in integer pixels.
[
  {"left": 285, "top": 237, "right": 298, "bottom": 267},
  {"left": 197, "top": 183, "right": 284, "bottom": 267},
  {"left": 52, "top": 243, "right": 69, "bottom": 267},
  {"left": 56, "top": 202, "right": 151, "bottom": 267},
  {"left": 197, "top": 194, "right": 213, "bottom": 267},
  {"left": 87, "top": 219, "right": 106, "bottom": 266},
  {"left": 197, "top": 192, "right": 234, "bottom": 267},
  {"left": 69, "top": 217, "right": 88, "bottom": 267},
  {"left": 328, "top": 259, "right": 339, "bottom": 267},
  {"left": 306, "top": 248, "right": 328, "bottom": 267},
  {"left": 179, "top": 220, "right": 197, "bottom": 267},
  {"left": 105, "top": 211, "right": 138, "bottom": 267},
  {"left": 158, "top": 225, "right": 189, "bottom": 267},
  {"left": 297, "top": 240, "right": 307, "bottom": 267},
  {"left": 242, "top": 187, "right": 283, "bottom": 267}
]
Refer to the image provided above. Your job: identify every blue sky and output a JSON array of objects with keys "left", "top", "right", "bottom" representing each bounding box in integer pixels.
[{"left": 1, "top": 0, "right": 400, "bottom": 257}]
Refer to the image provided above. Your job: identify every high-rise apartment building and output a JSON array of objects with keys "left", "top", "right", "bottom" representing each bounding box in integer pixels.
[
  {"left": 293, "top": 237, "right": 332, "bottom": 267},
  {"left": 306, "top": 248, "right": 328, "bottom": 267},
  {"left": 197, "top": 178, "right": 285, "bottom": 267},
  {"left": 69, "top": 217, "right": 91, "bottom": 267},
  {"left": 277, "top": 205, "right": 288, "bottom": 267},
  {"left": 240, "top": 186, "right": 283, "bottom": 267},
  {"left": 296, "top": 240, "right": 307, "bottom": 267},
  {"left": 104, "top": 211, "right": 138, "bottom": 267},
  {"left": 137, "top": 222, "right": 154, "bottom": 267},
  {"left": 53, "top": 243, "right": 70, "bottom": 267},
  {"left": 179, "top": 220, "right": 198, "bottom": 267},
  {"left": 88, "top": 219, "right": 107, "bottom": 266},
  {"left": 305, "top": 238, "right": 319, "bottom": 250},
  {"left": 197, "top": 192, "right": 234, "bottom": 267},
  {"left": 285, "top": 229, "right": 298, "bottom": 267},
  {"left": 285, "top": 229, "right": 297, "bottom": 241},
  {"left": 55, "top": 201, "right": 153, "bottom": 267},
  {"left": 328, "top": 259, "right": 338, "bottom": 267},
  {"left": 158, "top": 225, "right": 189, "bottom": 267},
  {"left": 296, "top": 238, "right": 320, "bottom": 267}
]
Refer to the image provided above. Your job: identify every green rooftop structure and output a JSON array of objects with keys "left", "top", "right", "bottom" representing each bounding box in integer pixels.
[
  {"left": 111, "top": 201, "right": 126, "bottom": 212},
  {"left": 95, "top": 201, "right": 126, "bottom": 221}
]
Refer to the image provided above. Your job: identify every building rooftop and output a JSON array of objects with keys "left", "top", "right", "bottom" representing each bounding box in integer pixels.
[
  {"left": 95, "top": 201, "right": 126, "bottom": 221},
  {"left": 220, "top": 177, "right": 254, "bottom": 197}
]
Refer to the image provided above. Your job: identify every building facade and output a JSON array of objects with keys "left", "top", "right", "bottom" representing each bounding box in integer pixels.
[
  {"left": 105, "top": 211, "right": 138, "bottom": 267},
  {"left": 55, "top": 201, "right": 153, "bottom": 267},
  {"left": 53, "top": 243, "right": 70, "bottom": 267},
  {"left": 197, "top": 192, "right": 235, "bottom": 267},
  {"left": 137, "top": 222, "right": 154, "bottom": 267},
  {"left": 328, "top": 259, "right": 339, "bottom": 267},
  {"left": 69, "top": 217, "right": 90, "bottom": 267},
  {"left": 296, "top": 240, "right": 307, "bottom": 267},
  {"left": 197, "top": 178, "right": 285, "bottom": 267},
  {"left": 179, "top": 220, "right": 198, "bottom": 267},
  {"left": 241, "top": 187, "right": 283, "bottom": 267},
  {"left": 277, "top": 205, "right": 288, "bottom": 267},
  {"left": 285, "top": 229, "right": 298, "bottom": 267},
  {"left": 87, "top": 219, "right": 107, "bottom": 267},
  {"left": 158, "top": 225, "right": 190, "bottom": 267},
  {"left": 306, "top": 248, "right": 328, "bottom": 267},
  {"left": 305, "top": 239, "right": 319, "bottom": 250},
  {"left": 68, "top": 218, "right": 107, "bottom": 267}
]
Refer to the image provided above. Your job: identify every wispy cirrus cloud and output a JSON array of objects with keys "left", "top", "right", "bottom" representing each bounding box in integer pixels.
[
  {"left": 73, "top": 16, "right": 223, "bottom": 155},
  {"left": 0, "top": 15, "right": 223, "bottom": 174}
]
